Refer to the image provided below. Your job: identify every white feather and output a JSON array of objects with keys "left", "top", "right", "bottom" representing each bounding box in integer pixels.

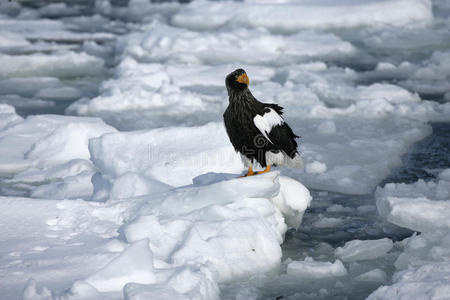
[
  {"left": 266, "top": 151, "right": 304, "bottom": 168},
  {"left": 241, "top": 151, "right": 304, "bottom": 169},
  {"left": 253, "top": 108, "right": 284, "bottom": 144},
  {"left": 240, "top": 153, "right": 253, "bottom": 167}
]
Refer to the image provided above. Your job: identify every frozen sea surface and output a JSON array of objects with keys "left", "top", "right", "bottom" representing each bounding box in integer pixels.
[{"left": 0, "top": 0, "right": 449, "bottom": 299}]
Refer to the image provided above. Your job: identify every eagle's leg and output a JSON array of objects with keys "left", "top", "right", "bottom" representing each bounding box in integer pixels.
[
  {"left": 256, "top": 165, "right": 271, "bottom": 175},
  {"left": 241, "top": 166, "right": 255, "bottom": 177}
]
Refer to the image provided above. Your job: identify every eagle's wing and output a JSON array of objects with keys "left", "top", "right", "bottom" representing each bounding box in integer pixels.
[
  {"left": 253, "top": 107, "right": 284, "bottom": 144},
  {"left": 253, "top": 105, "right": 299, "bottom": 158}
]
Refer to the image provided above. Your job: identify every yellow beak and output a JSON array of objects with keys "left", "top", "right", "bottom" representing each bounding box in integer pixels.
[{"left": 236, "top": 73, "right": 249, "bottom": 85}]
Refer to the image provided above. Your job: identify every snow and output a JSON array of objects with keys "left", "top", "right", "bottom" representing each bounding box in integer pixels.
[
  {"left": 0, "top": 115, "right": 115, "bottom": 173},
  {"left": 369, "top": 169, "right": 450, "bottom": 298},
  {"left": 368, "top": 263, "right": 450, "bottom": 300},
  {"left": 89, "top": 122, "right": 242, "bottom": 187},
  {"left": 335, "top": 238, "right": 394, "bottom": 262},
  {"left": 0, "top": 0, "right": 449, "bottom": 298},
  {"left": 0, "top": 171, "right": 311, "bottom": 299},
  {"left": 0, "top": 114, "right": 116, "bottom": 199},
  {"left": 376, "top": 169, "right": 450, "bottom": 233},
  {"left": 86, "top": 239, "right": 156, "bottom": 292}
]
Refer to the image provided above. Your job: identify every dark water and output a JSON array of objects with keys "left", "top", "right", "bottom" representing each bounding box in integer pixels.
[{"left": 382, "top": 122, "right": 450, "bottom": 185}]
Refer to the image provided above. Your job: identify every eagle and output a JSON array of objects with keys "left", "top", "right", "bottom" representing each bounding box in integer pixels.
[{"left": 223, "top": 68, "right": 303, "bottom": 177}]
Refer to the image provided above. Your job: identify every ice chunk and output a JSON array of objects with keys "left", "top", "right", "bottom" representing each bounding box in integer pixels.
[
  {"left": 86, "top": 239, "right": 156, "bottom": 292},
  {"left": 124, "top": 22, "right": 356, "bottom": 64},
  {"left": 287, "top": 257, "right": 347, "bottom": 279},
  {"left": 123, "top": 264, "right": 219, "bottom": 300},
  {"left": 327, "top": 204, "right": 354, "bottom": 213},
  {"left": 27, "top": 122, "right": 112, "bottom": 167},
  {"left": 0, "top": 52, "right": 104, "bottom": 79},
  {"left": 368, "top": 262, "right": 450, "bottom": 300},
  {"left": 0, "top": 115, "right": 116, "bottom": 179},
  {"left": 335, "top": 238, "right": 394, "bottom": 262},
  {"left": 0, "top": 104, "right": 22, "bottom": 131},
  {"left": 305, "top": 161, "right": 327, "bottom": 174},
  {"left": 34, "top": 86, "right": 82, "bottom": 101},
  {"left": 38, "top": 3, "right": 81, "bottom": 18},
  {"left": 0, "top": 18, "right": 114, "bottom": 43},
  {"left": 0, "top": 95, "right": 55, "bottom": 111},
  {"left": 378, "top": 170, "right": 450, "bottom": 202},
  {"left": 172, "top": 0, "right": 432, "bottom": 32},
  {"left": 312, "top": 217, "right": 344, "bottom": 228},
  {"left": 10, "top": 159, "right": 94, "bottom": 184},
  {"left": 0, "top": 77, "right": 64, "bottom": 98},
  {"left": 89, "top": 122, "right": 242, "bottom": 187},
  {"left": 355, "top": 269, "right": 387, "bottom": 283},
  {"left": 67, "top": 281, "right": 102, "bottom": 300},
  {"left": 377, "top": 170, "right": 450, "bottom": 233},
  {"left": 30, "top": 170, "right": 94, "bottom": 200},
  {"left": 377, "top": 196, "right": 450, "bottom": 233},
  {"left": 392, "top": 232, "right": 450, "bottom": 271},
  {"left": 120, "top": 172, "right": 310, "bottom": 282},
  {"left": 272, "top": 176, "right": 313, "bottom": 228},
  {"left": 369, "top": 168, "right": 450, "bottom": 298},
  {"left": 0, "top": 32, "right": 30, "bottom": 49}
]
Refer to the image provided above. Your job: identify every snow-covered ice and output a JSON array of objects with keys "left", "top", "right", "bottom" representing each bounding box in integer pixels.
[
  {"left": 0, "top": 110, "right": 116, "bottom": 199},
  {"left": 171, "top": 0, "right": 433, "bottom": 32},
  {"left": 88, "top": 122, "right": 242, "bottom": 187},
  {"left": 377, "top": 169, "right": 450, "bottom": 233},
  {"left": 0, "top": 0, "right": 450, "bottom": 299},
  {"left": 370, "top": 169, "right": 450, "bottom": 298},
  {"left": 1, "top": 171, "right": 311, "bottom": 299}
]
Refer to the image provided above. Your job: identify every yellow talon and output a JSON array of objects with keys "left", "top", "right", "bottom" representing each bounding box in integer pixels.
[
  {"left": 240, "top": 165, "right": 271, "bottom": 177},
  {"left": 255, "top": 165, "right": 271, "bottom": 175},
  {"left": 240, "top": 166, "right": 255, "bottom": 177}
]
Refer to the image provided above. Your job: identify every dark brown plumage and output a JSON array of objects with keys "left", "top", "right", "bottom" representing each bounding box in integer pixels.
[{"left": 223, "top": 68, "right": 302, "bottom": 176}]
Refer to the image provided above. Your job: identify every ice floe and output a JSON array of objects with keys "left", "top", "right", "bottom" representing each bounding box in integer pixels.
[
  {"left": 171, "top": 0, "right": 433, "bottom": 32},
  {"left": 287, "top": 257, "right": 347, "bottom": 279},
  {"left": 0, "top": 113, "right": 116, "bottom": 199},
  {"left": 0, "top": 52, "right": 104, "bottom": 79},
  {"left": 5, "top": 171, "right": 311, "bottom": 299},
  {"left": 0, "top": 0, "right": 449, "bottom": 299},
  {"left": 335, "top": 238, "right": 394, "bottom": 262},
  {"left": 370, "top": 169, "right": 450, "bottom": 298}
]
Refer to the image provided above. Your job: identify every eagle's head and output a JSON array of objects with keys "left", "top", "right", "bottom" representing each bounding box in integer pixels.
[{"left": 225, "top": 68, "right": 249, "bottom": 95}]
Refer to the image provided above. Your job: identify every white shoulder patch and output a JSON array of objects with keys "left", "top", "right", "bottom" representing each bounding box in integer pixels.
[{"left": 253, "top": 108, "right": 284, "bottom": 144}]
